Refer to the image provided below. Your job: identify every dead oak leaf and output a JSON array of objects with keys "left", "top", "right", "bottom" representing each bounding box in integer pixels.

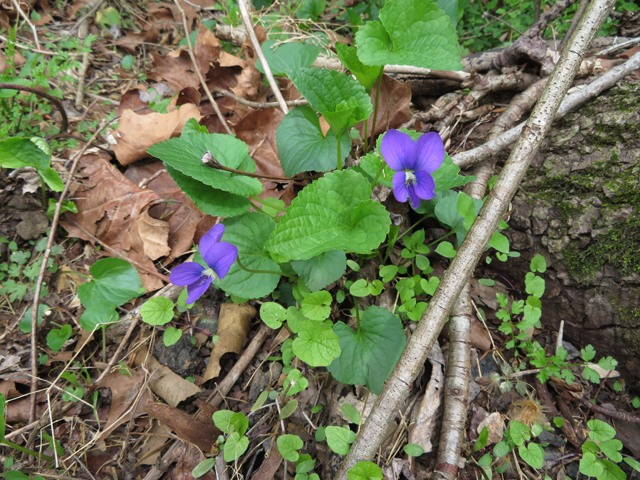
[
  {"left": 112, "top": 103, "right": 202, "bottom": 166},
  {"left": 357, "top": 74, "right": 412, "bottom": 139},
  {"left": 136, "top": 210, "right": 171, "bottom": 260},
  {"left": 61, "top": 155, "right": 159, "bottom": 252}
]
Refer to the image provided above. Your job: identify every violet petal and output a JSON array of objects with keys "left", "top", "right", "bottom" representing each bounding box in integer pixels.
[
  {"left": 392, "top": 171, "right": 409, "bottom": 204},
  {"left": 186, "top": 275, "right": 213, "bottom": 304},
  {"left": 199, "top": 224, "right": 225, "bottom": 262},
  {"left": 415, "top": 132, "right": 445, "bottom": 173},
  {"left": 170, "top": 262, "right": 206, "bottom": 286},
  {"left": 408, "top": 185, "right": 422, "bottom": 210},
  {"left": 413, "top": 171, "right": 437, "bottom": 202},
  {"left": 209, "top": 242, "right": 238, "bottom": 280},
  {"left": 381, "top": 130, "right": 417, "bottom": 172}
]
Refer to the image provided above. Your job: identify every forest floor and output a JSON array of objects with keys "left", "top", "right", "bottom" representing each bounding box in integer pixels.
[{"left": 1, "top": 0, "right": 640, "bottom": 479}]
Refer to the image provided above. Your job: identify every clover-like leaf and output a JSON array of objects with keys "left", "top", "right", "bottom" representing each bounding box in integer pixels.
[
  {"left": 77, "top": 258, "right": 142, "bottom": 309},
  {"left": 267, "top": 170, "right": 390, "bottom": 260},
  {"left": 260, "top": 302, "right": 287, "bottom": 329},
  {"left": 348, "top": 461, "right": 384, "bottom": 480},
  {"left": 163, "top": 326, "right": 182, "bottom": 346},
  {"left": 219, "top": 212, "right": 281, "bottom": 299},
  {"left": 518, "top": 443, "right": 544, "bottom": 470},
  {"left": 328, "top": 306, "right": 406, "bottom": 394},
  {"left": 286, "top": 68, "right": 372, "bottom": 139},
  {"left": 140, "top": 297, "right": 174, "bottom": 326},
  {"left": 355, "top": 0, "right": 463, "bottom": 70},
  {"left": 148, "top": 132, "right": 262, "bottom": 196},
  {"left": 277, "top": 434, "right": 304, "bottom": 462},
  {"left": 276, "top": 106, "right": 350, "bottom": 177},
  {"left": 326, "top": 426, "right": 356, "bottom": 456},
  {"left": 292, "top": 320, "right": 341, "bottom": 367},
  {"left": 79, "top": 301, "right": 118, "bottom": 332},
  {"left": 46, "top": 324, "right": 73, "bottom": 352}
]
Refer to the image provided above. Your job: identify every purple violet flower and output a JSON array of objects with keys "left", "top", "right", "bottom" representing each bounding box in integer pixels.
[
  {"left": 170, "top": 224, "right": 238, "bottom": 304},
  {"left": 380, "top": 130, "right": 444, "bottom": 209}
]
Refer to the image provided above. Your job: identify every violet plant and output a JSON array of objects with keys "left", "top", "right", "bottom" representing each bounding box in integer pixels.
[{"left": 140, "top": 0, "right": 517, "bottom": 471}]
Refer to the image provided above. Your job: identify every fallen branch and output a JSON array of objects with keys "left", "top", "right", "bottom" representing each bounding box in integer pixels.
[
  {"left": 336, "top": 0, "right": 615, "bottom": 476},
  {"left": 236, "top": 0, "right": 289, "bottom": 114},
  {"left": 452, "top": 50, "right": 640, "bottom": 169},
  {"left": 212, "top": 86, "right": 309, "bottom": 109}
]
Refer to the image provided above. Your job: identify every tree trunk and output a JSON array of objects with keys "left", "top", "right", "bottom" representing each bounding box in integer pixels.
[{"left": 486, "top": 79, "right": 640, "bottom": 383}]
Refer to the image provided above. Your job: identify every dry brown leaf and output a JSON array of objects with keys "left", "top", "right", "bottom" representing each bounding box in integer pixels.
[
  {"left": 137, "top": 419, "right": 172, "bottom": 466},
  {"left": 116, "top": 87, "right": 154, "bottom": 117},
  {"left": 252, "top": 437, "right": 283, "bottom": 480},
  {"left": 92, "top": 373, "right": 152, "bottom": 445},
  {"left": 134, "top": 347, "right": 201, "bottom": 407},
  {"left": 0, "top": 380, "right": 18, "bottom": 399},
  {"left": 137, "top": 210, "right": 171, "bottom": 260},
  {"left": 234, "top": 108, "right": 285, "bottom": 178},
  {"left": 202, "top": 303, "right": 255, "bottom": 383},
  {"left": 5, "top": 392, "right": 46, "bottom": 423},
  {"left": 149, "top": 50, "right": 200, "bottom": 93},
  {"left": 112, "top": 103, "right": 202, "bottom": 166},
  {"left": 113, "top": 22, "right": 159, "bottom": 54},
  {"left": 357, "top": 74, "right": 412, "bottom": 139},
  {"left": 61, "top": 155, "right": 159, "bottom": 251},
  {"left": 146, "top": 402, "right": 220, "bottom": 453},
  {"left": 124, "top": 161, "right": 202, "bottom": 261}
]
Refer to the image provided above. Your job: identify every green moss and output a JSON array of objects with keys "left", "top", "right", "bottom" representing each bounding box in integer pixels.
[{"left": 528, "top": 80, "right": 640, "bottom": 281}]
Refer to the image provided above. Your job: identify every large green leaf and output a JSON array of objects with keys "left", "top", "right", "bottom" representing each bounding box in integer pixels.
[
  {"left": 286, "top": 68, "right": 373, "bottom": 139},
  {"left": 257, "top": 40, "right": 320, "bottom": 76},
  {"left": 165, "top": 165, "right": 249, "bottom": 218},
  {"left": 355, "top": 0, "right": 463, "bottom": 70},
  {"left": 328, "top": 306, "right": 406, "bottom": 394},
  {"left": 276, "top": 106, "right": 350, "bottom": 177},
  {"left": 218, "top": 212, "right": 281, "bottom": 299},
  {"left": 147, "top": 132, "right": 262, "bottom": 196},
  {"left": 77, "top": 258, "right": 142, "bottom": 309},
  {"left": 436, "top": 0, "right": 458, "bottom": 27},
  {"left": 266, "top": 170, "right": 390, "bottom": 260},
  {"left": 0, "top": 137, "right": 49, "bottom": 170},
  {"left": 79, "top": 301, "right": 119, "bottom": 332},
  {"left": 335, "top": 43, "right": 382, "bottom": 93},
  {"left": 291, "top": 250, "right": 346, "bottom": 292}
]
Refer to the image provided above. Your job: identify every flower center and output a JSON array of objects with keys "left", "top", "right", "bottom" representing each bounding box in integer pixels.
[
  {"left": 404, "top": 170, "right": 416, "bottom": 186},
  {"left": 203, "top": 267, "right": 218, "bottom": 281}
]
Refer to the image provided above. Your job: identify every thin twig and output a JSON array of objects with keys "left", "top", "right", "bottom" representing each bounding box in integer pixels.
[
  {"left": 27, "top": 116, "right": 118, "bottom": 423},
  {"left": 75, "top": 18, "right": 90, "bottom": 110},
  {"left": 173, "top": 0, "right": 233, "bottom": 135},
  {"left": 482, "top": 11, "right": 524, "bottom": 35},
  {"left": 212, "top": 86, "right": 308, "bottom": 109},
  {"left": 236, "top": 0, "right": 289, "bottom": 114},
  {"left": 11, "top": 0, "right": 40, "bottom": 50},
  {"left": 202, "top": 152, "right": 319, "bottom": 181},
  {"left": 561, "top": 391, "right": 640, "bottom": 424},
  {"left": 0, "top": 84, "right": 68, "bottom": 133}
]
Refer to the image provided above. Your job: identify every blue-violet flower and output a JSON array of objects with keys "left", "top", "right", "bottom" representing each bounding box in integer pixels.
[
  {"left": 381, "top": 130, "right": 444, "bottom": 209},
  {"left": 170, "top": 224, "right": 238, "bottom": 304}
]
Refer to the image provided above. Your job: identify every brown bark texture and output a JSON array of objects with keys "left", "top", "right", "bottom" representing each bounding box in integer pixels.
[{"left": 486, "top": 79, "right": 640, "bottom": 381}]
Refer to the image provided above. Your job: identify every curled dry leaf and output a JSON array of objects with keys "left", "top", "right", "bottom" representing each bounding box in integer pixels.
[
  {"left": 136, "top": 210, "right": 171, "bottom": 260},
  {"left": 149, "top": 50, "right": 200, "bottom": 93},
  {"left": 124, "top": 161, "right": 202, "bottom": 262},
  {"left": 134, "top": 346, "right": 201, "bottom": 407},
  {"left": 113, "top": 21, "right": 159, "bottom": 54},
  {"left": 202, "top": 303, "right": 256, "bottom": 383},
  {"left": 357, "top": 74, "right": 412, "bottom": 139},
  {"left": 112, "top": 103, "right": 202, "bottom": 165},
  {"left": 145, "top": 402, "right": 220, "bottom": 453}
]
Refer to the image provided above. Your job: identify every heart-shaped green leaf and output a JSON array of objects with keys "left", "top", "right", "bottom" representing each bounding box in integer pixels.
[
  {"left": 257, "top": 40, "right": 320, "bottom": 76},
  {"left": 276, "top": 106, "right": 350, "bottom": 176},
  {"left": 328, "top": 306, "right": 406, "bottom": 394},
  {"left": 46, "top": 324, "right": 73, "bottom": 351},
  {"left": 291, "top": 250, "right": 346, "bottom": 292},
  {"left": 335, "top": 43, "right": 382, "bottom": 93},
  {"left": 78, "top": 258, "right": 141, "bottom": 308},
  {"left": 355, "top": 0, "right": 463, "bottom": 70}
]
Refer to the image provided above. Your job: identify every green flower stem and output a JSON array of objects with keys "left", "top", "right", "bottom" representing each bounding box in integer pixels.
[
  {"left": 353, "top": 296, "right": 361, "bottom": 330},
  {"left": 0, "top": 439, "right": 54, "bottom": 463},
  {"left": 336, "top": 135, "right": 343, "bottom": 171},
  {"left": 363, "top": 118, "right": 369, "bottom": 152},
  {"left": 369, "top": 71, "right": 383, "bottom": 152},
  {"left": 247, "top": 198, "right": 267, "bottom": 215},
  {"left": 371, "top": 160, "right": 386, "bottom": 189},
  {"left": 248, "top": 195, "right": 286, "bottom": 212},
  {"left": 235, "top": 255, "right": 297, "bottom": 279},
  {"left": 39, "top": 175, "right": 47, "bottom": 207},
  {"left": 427, "top": 230, "right": 455, "bottom": 247}
]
